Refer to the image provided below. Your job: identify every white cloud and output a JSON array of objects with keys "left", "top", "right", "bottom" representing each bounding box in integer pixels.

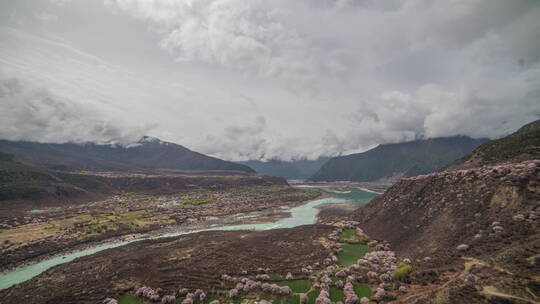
[
  {"left": 0, "top": 74, "right": 149, "bottom": 144},
  {"left": 0, "top": 0, "right": 539, "bottom": 161}
]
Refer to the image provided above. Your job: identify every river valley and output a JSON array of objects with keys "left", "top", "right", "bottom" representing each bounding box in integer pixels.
[{"left": 0, "top": 187, "right": 377, "bottom": 291}]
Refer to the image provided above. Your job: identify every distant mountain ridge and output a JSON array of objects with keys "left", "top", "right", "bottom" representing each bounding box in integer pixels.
[
  {"left": 238, "top": 157, "right": 330, "bottom": 179},
  {"left": 309, "top": 136, "right": 488, "bottom": 182},
  {"left": 0, "top": 136, "right": 254, "bottom": 173},
  {"left": 0, "top": 150, "right": 286, "bottom": 209}
]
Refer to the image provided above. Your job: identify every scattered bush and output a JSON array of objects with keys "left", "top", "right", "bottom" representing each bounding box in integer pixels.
[{"left": 394, "top": 263, "right": 412, "bottom": 279}]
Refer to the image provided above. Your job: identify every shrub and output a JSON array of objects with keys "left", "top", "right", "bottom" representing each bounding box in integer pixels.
[
  {"left": 394, "top": 263, "right": 412, "bottom": 279},
  {"left": 229, "top": 289, "right": 239, "bottom": 298},
  {"left": 178, "top": 288, "right": 189, "bottom": 296},
  {"left": 162, "top": 295, "right": 176, "bottom": 304}
]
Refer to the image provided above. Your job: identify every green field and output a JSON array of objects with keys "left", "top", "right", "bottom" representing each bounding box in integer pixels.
[
  {"left": 337, "top": 243, "right": 372, "bottom": 266},
  {"left": 339, "top": 228, "right": 357, "bottom": 240},
  {"left": 306, "top": 290, "right": 320, "bottom": 304},
  {"left": 268, "top": 273, "right": 284, "bottom": 280},
  {"left": 119, "top": 294, "right": 145, "bottom": 304},
  {"left": 276, "top": 280, "right": 311, "bottom": 293},
  {"left": 330, "top": 287, "right": 344, "bottom": 302},
  {"left": 353, "top": 284, "right": 373, "bottom": 297},
  {"left": 284, "top": 295, "right": 300, "bottom": 304}
]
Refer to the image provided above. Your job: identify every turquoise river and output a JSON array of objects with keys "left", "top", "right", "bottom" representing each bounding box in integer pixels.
[{"left": 0, "top": 188, "right": 377, "bottom": 290}]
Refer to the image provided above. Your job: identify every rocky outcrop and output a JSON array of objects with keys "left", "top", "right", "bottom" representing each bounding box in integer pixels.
[
  {"left": 354, "top": 160, "right": 539, "bottom": 303},
  {"left": 356, "top": 160, "right": 539, "bottom": 264}
]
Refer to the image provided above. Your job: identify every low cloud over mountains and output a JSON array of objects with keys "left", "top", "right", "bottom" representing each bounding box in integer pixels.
[{"left": 1, "top": 0, "right": 539, "bottom": 160}]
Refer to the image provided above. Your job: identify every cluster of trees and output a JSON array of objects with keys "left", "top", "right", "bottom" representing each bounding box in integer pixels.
[
  {"left": 103, "top": 221, "right": 419, "bottom": 304},
  {"left": 301, "top": 265, "right": 313, "bottom": 275},
  {"left": 135, "top": 286, "right": 162, "bottom": 302},
  {"left": 130, "top": 286, "right": 211, "bottom": 304},
  {"left": 322, "top": 222, "right": 413, "bottom": 302},
  {"left": 343, "top": 282, "right": 359, "bottom": 304},
  {"left": 222, "top": 274, "right": 292, "bottom": 298}
]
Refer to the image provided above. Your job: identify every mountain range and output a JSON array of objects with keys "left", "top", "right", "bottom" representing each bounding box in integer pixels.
[
  {"left": 352, "top": 119, "right": 540, "bottom": 303},
  {"left": 309, "top": 136, "right": 488, "bottom": 182},
  {"left": 238, "top": 157, "right": 330, "bottom": 180},
  {"left": 0, "top": 136, "right": 253, "bottom": 173}
]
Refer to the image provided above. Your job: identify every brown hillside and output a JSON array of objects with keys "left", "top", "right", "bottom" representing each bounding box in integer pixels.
[{"left": 354, "top": 160, "right": 539, "bottom": 303}]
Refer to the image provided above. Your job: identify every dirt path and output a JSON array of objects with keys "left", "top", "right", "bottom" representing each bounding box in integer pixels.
[
  {"left": 480, "top": 286, "right": 540, "bottom": 304},
  {"left": 397, "top": 257, "right": 535, "bottom": 304}
]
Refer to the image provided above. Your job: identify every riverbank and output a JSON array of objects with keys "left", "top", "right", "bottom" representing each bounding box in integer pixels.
[
  {"left": 293, "top": 182, "right": 385, "bottom": 195},
  {"left": 1, "top": 194, "right": 348, "bottom": 290},
  {"left": 0, "top": 194, "right": 327, "bottom": 276},
  {"left": 0, "top": 186, "right": 379, "bottom": 292},
  {"left": 1, "top": 184, "right": 320, "bottom": 272},
  {"left": 353, "top": 186, "right": 382, "bottom": 194},
  {"left": 0, "top": 224, "right": 338, "bottom": 304}
]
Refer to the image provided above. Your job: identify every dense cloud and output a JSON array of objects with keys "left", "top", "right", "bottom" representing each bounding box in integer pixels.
[
  {"left": 0, "top": 74, "right": 149, "bottom": 145},
  {"left": 0, "top": 0, "right": 539, "bottom": 160}
]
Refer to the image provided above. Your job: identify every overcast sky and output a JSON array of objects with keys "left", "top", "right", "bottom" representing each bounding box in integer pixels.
[{"left": 1, "top": 0, "right": 539, "bottom": 161}]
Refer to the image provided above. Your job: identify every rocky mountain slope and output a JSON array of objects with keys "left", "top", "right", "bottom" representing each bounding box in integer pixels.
[
  {"left": 310, "top": 136, "right": 487, "bottom": 182},
  {"left": 0, "top": 136, "right": 254, "bottom": 173},
  {"left": 0, "top": 151, "right": 111, "bottom": 205},
  {"left": 0, "top": 150, "right": 282, "bottom": 209},
  {"left": 353, "top": 121, "right": 540, "bottom": 303},
  {"left": 239, "top": 157, "right": 330, "bottom": 179},
  {"left": 448, "top": 119, "right": 540, "bottom": 170}
]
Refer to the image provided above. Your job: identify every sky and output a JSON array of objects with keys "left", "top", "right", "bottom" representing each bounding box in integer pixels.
[{"left": 0, "top": 0, "right": 539, "bottom": 161}]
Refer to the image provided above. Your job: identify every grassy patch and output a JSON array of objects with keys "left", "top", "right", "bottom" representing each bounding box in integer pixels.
[
  {"left": 268, "top": 273, "right": 284, "bottom": 280},
  {"left": 339, "top": 229, "right": 372, "bottom": 244},
  {"left": 329, "top": 288, "right": 344, "bottom": 302},
  {"left": 353, "top": 284, "right": 373, "bottom": 298},
  {"left": 306, "top": 290, "right": 320, "bottom": 304},
  {"left": 276, "top": 280, "right": 311, "bottom": 293},
  {"left": 272, "top": 297, "right": 283, "bottom": 304},
  {"left": 284, "top": 295, "right": 300, "bottom": 304},
  {"left": 118, "top": 293, "right": 143, "bottom": 304},
  {"left": 339, "top": 229, "right": 356, "bottom": 240},
  {"left": 337, "top": 244, "right": 372, "bottom": 266}
]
